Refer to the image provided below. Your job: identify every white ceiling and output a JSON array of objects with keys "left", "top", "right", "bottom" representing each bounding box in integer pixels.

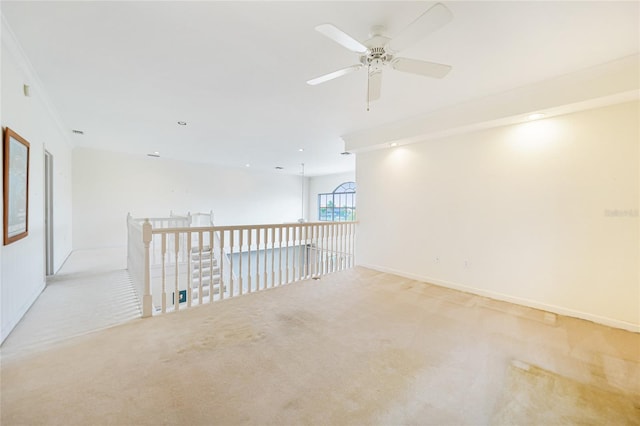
[{"left": 2, "top": 1, "right": 638, "bottom": 176}]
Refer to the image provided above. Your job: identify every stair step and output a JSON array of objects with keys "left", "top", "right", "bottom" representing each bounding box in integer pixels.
[
  {"left": 191, "top": 251, "right": 214, "bottom": 260},
  {"left": 192, "top": 275, "right": 221, "bottom": 286},
  {"left": 191, "top": 257, "right": 216, "bottom": 267},
  {"left": 192, "top": 284, "right": 224, "bottom": 297},
  {"left": 191, "top": 245, "right": 211, "bottom": 253},
  {"left": 191, "top": 266, "right": 220, "bottom": 277}
]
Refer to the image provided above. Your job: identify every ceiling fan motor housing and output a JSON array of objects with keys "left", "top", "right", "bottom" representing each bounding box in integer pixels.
[{"left": 360, "top": 46, "right": 393, "bottom": 72}]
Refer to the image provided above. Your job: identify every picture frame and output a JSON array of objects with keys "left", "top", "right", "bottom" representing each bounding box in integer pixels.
[{"left": 3, "top": 127, "right": 30, "bottom": 245}]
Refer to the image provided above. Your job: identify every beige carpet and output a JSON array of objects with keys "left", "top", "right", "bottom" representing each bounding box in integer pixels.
[
  {"left": 491, "top": 362, "right": 639, "bottom": 425},
  {"left": 1, "top": 267, "right": 639, "bottom": 425},
  {"left": 1, "top": 248, "right": 140, "bottom": 357}
]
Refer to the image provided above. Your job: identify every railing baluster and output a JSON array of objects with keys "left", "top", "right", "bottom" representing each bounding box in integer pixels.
[
  {"left": 322, "top": 223, "right": 328, "bottom": 275},
  {"left": 298, "top": 225, "right": 309, "bottom": 280},
  {"left": 318, "top": 224, "right": 324, "bottom": 275},
  {"left": 229, "top": 230, "right": 235, "bottom": 298},
  {"left": 285, "top": 226, "right": 290, "bottom": 284},
  {"left": 346, "top": 223, "right": 351, "bottom": 268},
  {"left": 218, "top": 230, "right": 224, "bottom": 302},
  {"left": 314, "top": 226, "right": 318, "bottom": 276},
  {"left": 352, "top": 222, "right": 356, "bottom": 267},
  {"left": 239, "top": 229, "right": 244, "bottom": 296},
  {"left": 255, "top": 228, "right": 260, "bottom": 291},
  {"left": 300, "top": 225, "right": 305, "bottom": 280},
  {"left": 310, "top": 224, "right": 316, "bottom": 277},
  {"left": 142, "top": 220, "right": 152, "bottom": 317},
  {"left": 270, "top": 227, "right": 275, "bottom": 288},
  {"left": 292, "top": 226, "right": 297, "bottom": 283},
  {"left": 278, "top": 226, "right": 284, "bottom": 286},
  {"left": 331, "top": 224, "right": 336, "bottom": 273},
  {"left": 187, "top": 232, "right": 193, "bottom": 308},
  {"left": 161, "top": 233, "right": 167, "bottom": 313},
  {"left": 340, "top": 223, "right": 344, "bottom": 271},
  {"left": 198, "top": 232, "right": 204, "bottom": 305},
  {"left": 248, "top": 228, "right": 252, "bottom": 293},
  {"left": 208, "top": 230, "right": 214, "bottom": 303},
  {"left": 273, "top": 227, "right": 278, "bottom": 286},
  {"left": 349, "top": 222, "right": 354, "bottom": 268},
  {"left": 174, "top": 231, "right": 180, "bottom": 312},
  {"left": 262, "top": 228, "right": 267, "bottom": 290}
]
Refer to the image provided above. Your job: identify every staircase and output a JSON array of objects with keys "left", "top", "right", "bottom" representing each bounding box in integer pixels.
[{"left": 191, "top": 245, "right": 224, "bottom": 301}]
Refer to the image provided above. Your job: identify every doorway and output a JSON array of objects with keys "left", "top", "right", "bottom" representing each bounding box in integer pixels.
[{"left": 44, "top": 150, "right": 53, "bottom": 276}]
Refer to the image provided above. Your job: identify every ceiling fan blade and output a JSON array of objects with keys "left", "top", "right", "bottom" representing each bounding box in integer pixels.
[
  {"left": 391, "top": 57, "right": 452, "bottom": 79},
  {"left": 315, "top": 24, "right": 368, "bottom": 54},
  {"left": 367, "top": 70, "right": 382, "bottom": 102},
  {"left": 387, "top": 3, "right": 453, "bottom": 53},
  {"left": 306, "top": 64, "right": 363, "bottom": 86}
]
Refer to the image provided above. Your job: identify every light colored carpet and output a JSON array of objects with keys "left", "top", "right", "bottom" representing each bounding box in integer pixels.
[
  {"left": 1, "top": 248, "right": 140, "bottom": 358},
  {"left": 1, "top": 267, "right": 638, "bottom": 425},
  {"left": 491, "top": 361, "right": 639, "bottom": 424}
]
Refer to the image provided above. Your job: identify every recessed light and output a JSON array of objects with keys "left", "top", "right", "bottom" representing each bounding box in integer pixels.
[
  {"left": 528, "top": 113, "right": 545, "bottom": 121},
  {"left": 340, "top": 151, "right": 352, "bottom": 155},
  {"left": 275, "top": 166, "right": 284, "bottom": 170},
  {"left": 177, "top": 121, "right": 187, "bottom": 126},
  {"left": 245, "top": 164, "right": 251, "bottom": 167},
  {"left": 72, "top": 129, "right": 84, "bottom": 135},
  {"left": 389, "top": 142, "right": 398, "bottom": 147},
  {"left": 298, "top": 148, "right": 304, "bottom": 152}
]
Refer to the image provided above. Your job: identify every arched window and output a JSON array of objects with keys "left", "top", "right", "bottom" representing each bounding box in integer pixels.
[{"left": 318, "top": 181, "right": 356, "bottom": 222}]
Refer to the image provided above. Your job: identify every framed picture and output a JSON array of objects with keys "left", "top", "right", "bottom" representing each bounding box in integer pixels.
[{"left": 3, "top": 128, "right": 30, "bottom": 245}]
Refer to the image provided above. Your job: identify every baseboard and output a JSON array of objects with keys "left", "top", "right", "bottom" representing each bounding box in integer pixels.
[
  {"left": 0, "top": 281, "right": 46, "bottom": 345},
  {"left": 358, "top": 263, "right": 640, "bottom": 333}
]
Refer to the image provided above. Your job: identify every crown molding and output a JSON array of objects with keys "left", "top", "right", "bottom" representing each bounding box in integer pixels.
[{"left": 1, "top": 13, "right": 73, "bottom": 148}]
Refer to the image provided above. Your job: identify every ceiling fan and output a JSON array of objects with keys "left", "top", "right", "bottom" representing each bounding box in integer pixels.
[{"left": 307, "top": 2, "right": 453, "bottom": 108}]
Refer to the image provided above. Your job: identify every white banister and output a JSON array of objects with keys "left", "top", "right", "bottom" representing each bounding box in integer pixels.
[
  {"left": 142, "top": 219, "right": 153, "bottom": 318},
  {"left": 128, "top": 216, "right": 356, "bottom": 317}
]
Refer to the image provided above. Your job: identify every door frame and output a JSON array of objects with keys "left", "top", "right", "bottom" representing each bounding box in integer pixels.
[{"left": 44, "top": 150, "right": 54, "bottom": 276}]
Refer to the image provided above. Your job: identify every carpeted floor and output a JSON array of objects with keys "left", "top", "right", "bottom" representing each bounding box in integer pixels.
[
  {"left": 0, "top": 248, "right": 140, "bottom": 357},
  {"left": 1, "top": 267, "right": 638, "bottom": 425}
]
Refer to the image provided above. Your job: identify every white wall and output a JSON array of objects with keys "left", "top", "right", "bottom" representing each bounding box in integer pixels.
[
  {"left": 356, "top": 101, "right": 639, "bottom": 331},
  {"left": 1, "top": 22, "right": 74, "bottom": 343},
  {"left": 308, "top": 171, "right": 356, "bottom": 222},
  {"left": 73, "top": 147, "right": 310, "bottom": 249}
]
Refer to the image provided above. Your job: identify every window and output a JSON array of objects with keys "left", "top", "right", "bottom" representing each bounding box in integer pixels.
[{"left": 318, "top": 182, "right": 356, "bottom": 221}]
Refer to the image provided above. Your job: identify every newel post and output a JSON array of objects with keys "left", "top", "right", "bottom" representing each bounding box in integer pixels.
[{"left": 142, "top": 219, "right": 153, "bottom": 318}]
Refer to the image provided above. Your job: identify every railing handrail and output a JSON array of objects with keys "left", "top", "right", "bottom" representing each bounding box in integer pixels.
[
  {"left": 132, "top": 216, "right": 188, "bottom": 222},
  {"left": 149, "top": 221, "right": 357, "bottom": 234}
]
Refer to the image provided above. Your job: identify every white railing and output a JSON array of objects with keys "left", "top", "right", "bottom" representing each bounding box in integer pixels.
[
  {"left": 127, "top": 218, "right": 356, "bottom": 317},
  {"left": 126, "top": 213, "right": 145, "bottom": 305}
]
